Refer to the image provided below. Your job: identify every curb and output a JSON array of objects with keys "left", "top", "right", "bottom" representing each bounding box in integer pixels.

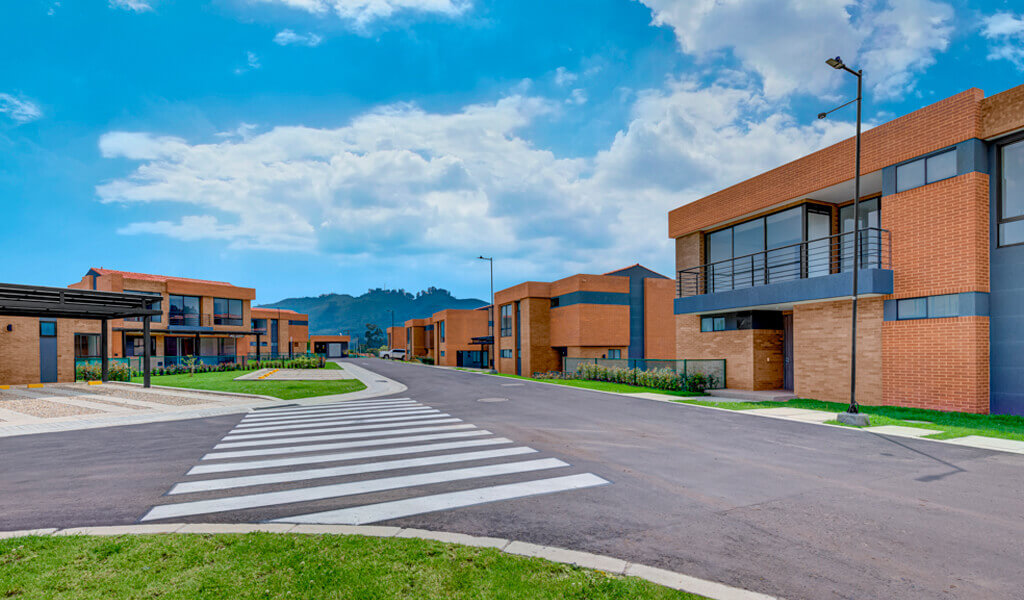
[{"left": 0, "top": 524, "right": 778, "bottom": 600}]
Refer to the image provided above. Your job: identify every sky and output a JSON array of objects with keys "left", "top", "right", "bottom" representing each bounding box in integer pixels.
[{"left": 1, "top": 0, "right": 1022, "bottom": 305}]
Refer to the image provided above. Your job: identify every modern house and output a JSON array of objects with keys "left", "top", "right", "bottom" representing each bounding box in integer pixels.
[
  {"left": 669, "top": 84, "right": 1024, "bottom": 415},
  {"left": 401, "top": 317, "right": 432, "bottom": 359},
  {"left": 427, "top": 307, "right": 491, "bottom": 368},
  {"left": 249, "top": 307, "right": 309, "bottom": 358},
  {"left": 68, "top": 268, "right": 256, "bottom": 367},
  {"left": 493, "top": 265, "right": 676, "bottom": 376},
  {"left": 309, "top": 334, "right": 351, "bottom": 358}
]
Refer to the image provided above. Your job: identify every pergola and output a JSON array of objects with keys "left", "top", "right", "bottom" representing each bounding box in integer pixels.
[{"left": 0, "top": 282, "right": 162, "bottom": 387}]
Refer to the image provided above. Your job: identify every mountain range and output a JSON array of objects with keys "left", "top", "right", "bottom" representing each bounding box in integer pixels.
[{"left": 259, "top": 287, "right": 487, "bottom": 344}]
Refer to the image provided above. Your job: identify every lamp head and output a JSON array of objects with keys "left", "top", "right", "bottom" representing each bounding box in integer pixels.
[
  {"left": 826, "top": 56, "right": 844, "bottom": 70},
  {"left": 817, "top": 112, "right": 827, "bottom": 119}
]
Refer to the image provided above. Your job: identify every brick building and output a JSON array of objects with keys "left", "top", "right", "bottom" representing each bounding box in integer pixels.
[
  {"left": 249, "top": 307, "right": 310, "bottom": 358},
  {"left": 670, "top": 84, "right": 1024, "bottom": 415},
  {"left": 309, "top": 334, "right": 351, "bottom": 358},
  {"left": 493, "top": 265, "right": 676, "bottom": 376}
]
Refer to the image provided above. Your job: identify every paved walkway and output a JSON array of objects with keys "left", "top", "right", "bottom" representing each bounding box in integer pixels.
[{"left": 0, "top": 362, "right": 406, "bottom": 438}]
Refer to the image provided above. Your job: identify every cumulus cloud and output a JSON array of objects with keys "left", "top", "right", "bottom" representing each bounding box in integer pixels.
[
  {"left": 109, "top": 0, "right": 153, "bottom": 12},
  {"left": 0, "top": 93, "right": 43, "bottom": 124},
  {"left": 252, "top": 0, "right": 472, "bottom": 29},
  {"left": 554, "top": 67, "right": 577, "bottom": 87},
  {"left": 274, "top": 29, "right": 324, "bottom": 46},
  {"left": 638, "top": 0, "right": 953, "bottom": 99},
  {"left": 98, "top": 80, "right": 854, "bottom": 275},
  {"left": 982, "top": 12, "right": 1024, "bottom": 70}
]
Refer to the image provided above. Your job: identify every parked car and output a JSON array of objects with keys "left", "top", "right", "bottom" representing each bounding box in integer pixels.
[{"left": 379, "top": 348, "right": 407, "bottom": 360}]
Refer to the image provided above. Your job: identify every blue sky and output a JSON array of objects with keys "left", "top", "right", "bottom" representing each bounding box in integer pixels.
[{"left": 1, "top": 0, "right": 1022, "bottom": 305}]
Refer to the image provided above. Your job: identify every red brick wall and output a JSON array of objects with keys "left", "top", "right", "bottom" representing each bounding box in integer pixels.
[
  {"left": 883, "top": 317, "right": 989, "bottom": 413},
  {"left": 644, "top": 278, "right": 676, "bottom": 359},
  {"left": 793, "top": 299, "right": 883, "bottom": 404},
  {"left": 550, "top": 304, "right": 630, "bottom": 348},
  {"left": 981, "top": 84, "right": 1024, "bottom": 139},
  {"left": 669, "top": 88, "right": 985, "bottom": 238},
  {"left": 676, "top": 315, "right": 773, "bottom": 390},
  {"left": 885, "top": 172, "right": 989, "bottom": 298}
]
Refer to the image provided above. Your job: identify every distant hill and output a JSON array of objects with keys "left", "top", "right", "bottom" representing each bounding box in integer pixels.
[{"left": 259, "top": 287, "right": 487, "bottom": 345}]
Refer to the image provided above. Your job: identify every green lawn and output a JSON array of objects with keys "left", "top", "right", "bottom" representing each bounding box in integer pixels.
[
  {"left": 677, "top": 398, "right": 1024, "bottom": 441},
  {"left": 324, "top": 361, "right": 342, "bottom": 370},
  {"left": 492, "top": 373, "right": 705, "bottom": 397},
  {"left": 130, "top": 369, "right": 366, "bottom": 400},
  {"left": 0, "top": 533, "right": 704, "bottom": 600}
]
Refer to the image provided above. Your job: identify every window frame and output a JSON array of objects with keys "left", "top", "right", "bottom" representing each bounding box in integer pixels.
[
  {"left": 499, "top": 304, "right": 513, "bottom": 337},
  {"left": 39, "top": 320, "right": 56, "bottom": 337},
  {"left": 74, "top": 333, "right": 100, "bottom": 358},
  {"left": 895, "top": 148, "right": 957, "bottom": 193},
  {"left": 168, "top": 294, "right": 201, "bottom": 326},
  {"left": 997, "top": 133, "right": 1024, "bottom": 248},
  {"left": 607, "top": 349, "right": 622, "bottom": 359},
  {"left": 213, "top": 297, "right": 243, "bottom": 326}
]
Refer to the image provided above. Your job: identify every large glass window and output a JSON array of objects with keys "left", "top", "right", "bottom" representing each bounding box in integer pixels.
[
  {"left": 840, "top": 197, "right": 881, "bottom": 271},
  {"left": 731, "top": 218, "right": 764, "bottom": 289},
  {"left": 806, "top": 207, "right": 832, "bottom": 277},
  {"left": 270, "top": 319, "right": 279, "bottom": 354},
  {"left": 123, "top": 290, "right": 162, "bottom": 322},
  {"left": 500, "top": 304, "right": 512, "bottom": 337},
  {"left": 213, "top": 298, "right": 243, "bottom": 326},
  {"left": 707, "top": 227, "right": 733, "bottom": 293},
  {"left": 765, "top": 207, "right": 802, "bottom": 283},
  {"left": 74, "top": 333, "right": 100, "bottom": 358},
  {"left": 168, "top": 295, "right": 200, "bottom": 326},
  {"left": 438, "top": 321, "right": 445, "bottom": 342},
  {"left": 1000, "top": 139, "right": 1024, "bottom": 247}
]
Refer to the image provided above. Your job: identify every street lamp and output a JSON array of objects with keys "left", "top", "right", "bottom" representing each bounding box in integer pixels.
[
  {"left": 819, "top": 55, "right": 868, "bottom": 425},
  {"left": 477, "top": 256, "right": 495, "bottom": 372},
  {"left": 387, "top": 309, "right": 395, "bottom": 348}
]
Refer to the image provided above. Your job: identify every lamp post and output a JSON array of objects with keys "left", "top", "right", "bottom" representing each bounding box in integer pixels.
[
  {"left": 819, "top": 55, "right": 868, "bottom": 425},
  {"left": 388, "top": 309, "right": 395, "bottom": 348},
  {"left": 477, "top": 255, "right": 495, "bottom": 371}
]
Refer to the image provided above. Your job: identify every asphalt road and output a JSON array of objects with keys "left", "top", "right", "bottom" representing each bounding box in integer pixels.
[{"left": 2, "top": 359, "right": 1023, "bottom": 600}]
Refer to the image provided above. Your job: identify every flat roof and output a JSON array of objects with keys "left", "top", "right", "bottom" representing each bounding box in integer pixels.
[{"left": 0, "top": 282, "right": 162, "bottom": 320}]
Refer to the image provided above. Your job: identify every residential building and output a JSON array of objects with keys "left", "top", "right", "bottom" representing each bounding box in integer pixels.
[
  {"left": 493, "top": 265, "right": 676, "bottom": 376},
  {"left": 669, "top": 84, "right": 1024, "bottom": 415},
  {"left": 249, "top": 307, "right": 309, "bottom": 357},
  {"left": 386, "top": 326, "right": 403, "bottom": 350},
  {"left": 310, "top": 334, "right": 351, "bottom": 358},
  {"left": 427, "top": 307, "right": 490, "bottom": 368},
  {"left": 400, "top": 317, "right": 432, "bottom": 359},
  {"left": 67, "top": 268, "right": 255, "bottom": 367}
]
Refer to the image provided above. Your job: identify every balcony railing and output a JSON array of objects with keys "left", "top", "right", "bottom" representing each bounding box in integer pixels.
[
  {"left": 678, "top": 227, "right": 891, "bottom": 297},
  {"left": 168, "top": 313, "right": 212, "bottom": 328}
]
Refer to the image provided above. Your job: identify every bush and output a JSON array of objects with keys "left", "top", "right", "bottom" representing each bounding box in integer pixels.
[
  {"left": 75, "top": 362, "right": 131, "bottom": 382},
  {"left": 419, "top": 357, "right": 434, "bottom": 365},
  {"left": 543, "top": 363, "right": 719, "bottom": 393}
]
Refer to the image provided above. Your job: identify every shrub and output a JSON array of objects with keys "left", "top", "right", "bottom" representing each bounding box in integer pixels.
[{"left": 419, "top": 357, "right": 434, "bottom": 365}]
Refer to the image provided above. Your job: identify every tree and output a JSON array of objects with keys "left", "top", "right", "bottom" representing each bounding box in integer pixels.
[{"left": 364, "top": 323, "right": 386, "bottom": 349}]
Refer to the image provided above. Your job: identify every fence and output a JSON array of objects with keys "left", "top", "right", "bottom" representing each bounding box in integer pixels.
[
  {"left": 74, "top": 353, "right": 327, "bottom": 381},
  {"left": 561, "top": 357, "right": 726, "bottom": 388}
]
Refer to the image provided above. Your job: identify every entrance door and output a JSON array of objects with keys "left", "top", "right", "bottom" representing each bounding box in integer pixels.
[
  {"left": 782, "top": 314, "right": 794, "bottom": 390},
  {"left": 39, "top": 320, "right": 58, "bottom": 383},
  {"left": 328, "top": 343, "right": 342, "bottom": 358}
]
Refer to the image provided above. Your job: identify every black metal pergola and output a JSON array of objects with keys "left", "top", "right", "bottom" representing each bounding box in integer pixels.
[{"left": 0, "top": 282, "right": 162, "bottom": 387}]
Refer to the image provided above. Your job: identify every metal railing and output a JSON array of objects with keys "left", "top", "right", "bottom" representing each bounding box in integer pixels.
[
  {"left": 168, "top": 313, "right": 213, "bottom": 327},
  {"left": 562, "top": 357, "right": 726, "bottom": 387},
  {"left": 678, "top": 227, "right": 891, "bottom": 297}
]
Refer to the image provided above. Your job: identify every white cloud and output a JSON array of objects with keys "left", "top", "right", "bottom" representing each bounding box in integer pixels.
[
  {"left": 638, "top": 0, "right": 953, "bottom": 99},
  {"left": 252, "top": 0, "right": 472, "bottom": 29},
  {"left": 274, "top": 29, "right": 324, "bottom": 46},
  {"left": 0, "top": 93, "right": 43, "bottom": 124},
  {"left": 567, "top": 89, "right": 587, "bottom": 105},
  {"left": 554, "top": 67, "right": 577, "bottom": 87},
  {"left": 981, "top": 12, "right": 1024, "bottom": 70},
  {"left": 109, "top": 0, "right": 153, "bottom": 12},
  {"left": 98, "top": 79, "right": 854, "bottom": 277},
  {"left": 235, "top": 51, "right": 262, "bottom": 74}
]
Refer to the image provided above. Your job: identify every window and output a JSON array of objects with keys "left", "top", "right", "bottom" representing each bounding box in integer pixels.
[
  {"left": 288, "top": 320, "right": 308, "bottom": 326},
  {"left": 123, "top": 290, "right": 162, "bottom": 322},
  {"left": 500, "top": 304, "right": 512, "bottom": 336},
  {"left": 438, "top": 321, "right": 445, "bottom": 342},
  {"left": 896, "top": 298, "right": 927, "bottom": 320},
  {"left": 252, "top": 318, "right": 267, "bottom": 332},
  {"left": 999, "top": 138, "right": 1024, "bottom": 247},
  {"left": 500, "top": 349, "right": 513, "bottom": 358},
  {"left": 213, "top": 298, "right": 243, "bottom": 326},
  {"left": 700, "top": 317, "right": 726, "bottom": 332},
  {"left": 39, "top": 321, "right": 56, "bottom": 337},
  {"left": 126, "top": 336, "right": 157, "bottom": 357},
  {"left": 927, "top": 294, "right": 958, "bottom": 318},
  {"left": 74, "top": 333, "right": 100, "bottom": 358},
  {"left": 607, "top": 349, "right": 621, "bottom": 359},
  {"left": 840, "top": 197, "right": 881, "bottom": 271},
  {"left": 896, "top": 149, "right": 956, "bottom": 192},
  {"left": 440, "top": 350, "right": 445, "bottom": 357},
  {"left": 168, "top": 295, "right": 200, "bottom": 326}
]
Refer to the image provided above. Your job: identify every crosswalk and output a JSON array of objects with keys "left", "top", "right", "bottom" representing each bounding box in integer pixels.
[{"left": 143, "top": 397, "right": 609, "bottom": 525}]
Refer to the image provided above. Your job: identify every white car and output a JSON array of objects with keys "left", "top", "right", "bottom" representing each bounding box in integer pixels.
[{"left": 379, "top": 348, "right": 407, "bottom": 360}]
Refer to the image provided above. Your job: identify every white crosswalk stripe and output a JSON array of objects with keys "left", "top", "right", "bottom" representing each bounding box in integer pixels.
[
  {"left": 232, "top": 413, "right": 454, "bottom": 434},
  {"left": 145, "top": 398, "right": 609, "bottom": 524}
]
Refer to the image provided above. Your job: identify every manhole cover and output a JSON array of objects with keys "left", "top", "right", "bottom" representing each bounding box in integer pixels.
[{"left": 478, "top": 397, "right": 509, "bottom": 403}]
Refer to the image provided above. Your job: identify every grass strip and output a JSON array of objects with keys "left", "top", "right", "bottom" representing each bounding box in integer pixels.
[
  {"left": 0, "top": 533, "right": 705, "bottom": 600},
  {"left": 130, "top": 369, "right": 366, "bottom": 401},
  {"left": 676, "top": 398, "right": 1024, "bottom": 441},
  {"left": 491, "top": 373, "right": 705, "bottom": 397}
]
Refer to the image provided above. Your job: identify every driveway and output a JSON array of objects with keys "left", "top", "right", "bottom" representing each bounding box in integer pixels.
[{"left": 2, "top": 358, "right": 1022, "bottom": 600}]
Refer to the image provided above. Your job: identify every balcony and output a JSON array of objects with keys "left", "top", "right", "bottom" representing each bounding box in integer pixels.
[{"left": 675, "top": 228, "right": 893, "bottom": 314}]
